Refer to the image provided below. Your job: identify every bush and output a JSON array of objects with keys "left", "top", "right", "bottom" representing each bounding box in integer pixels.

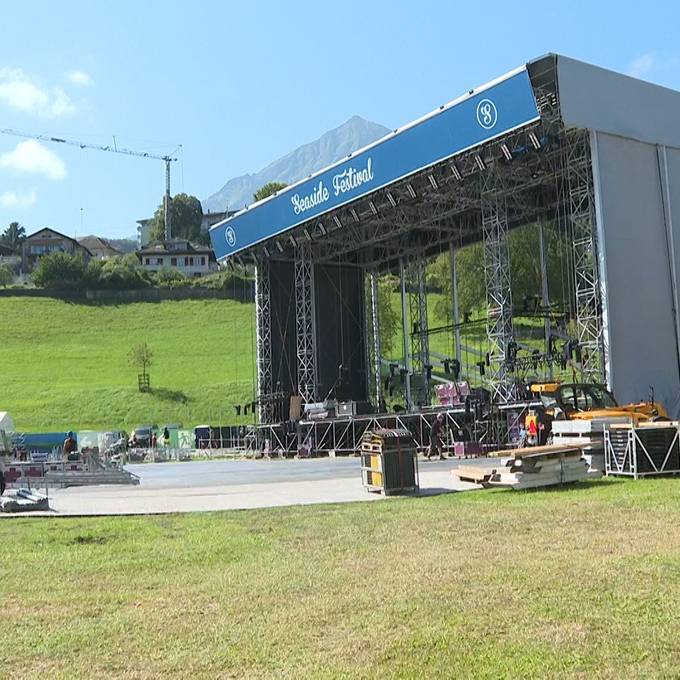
[
  {"left": 0, "top": 263, "right": 13, "bottom": 287},
  {"left": 31, "top": 252, "right": 86, "bottom": 289},
  {"left": 153, "top": 267, "right": 187, "bottom": 288}
]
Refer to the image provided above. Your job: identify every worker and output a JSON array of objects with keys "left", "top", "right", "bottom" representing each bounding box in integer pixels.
[
  {"left": 427, "top": 413, "right": 446, "bottom": 461},
  {"left": 63, "top": 431, "right": 78, "bottom": 460}
]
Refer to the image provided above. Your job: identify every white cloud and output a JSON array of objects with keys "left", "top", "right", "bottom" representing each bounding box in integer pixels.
[
  {"left": 0, "top": 140, "right": 67, "bottom": 180},
  {"left": 0, "top": 67, "right": 77, "bottom": 118},
  {"left": 66, "top": 70, "right": 94, "bottom": 87},
  {"left": 0, "top": 190, "right": 37, "bottom": 209},
  {"left": 628, "top": 53, "right": 655, "bottom": 79}
]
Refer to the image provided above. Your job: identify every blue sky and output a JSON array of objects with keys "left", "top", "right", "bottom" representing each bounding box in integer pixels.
[{"left": 0, "top": 0, "right": 678, "bottom": 239}]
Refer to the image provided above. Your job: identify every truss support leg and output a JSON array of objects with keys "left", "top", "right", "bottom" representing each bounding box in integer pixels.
[
  {"left": 408, "top": 258, "right": 430, "bottom": 406},
  {"left": 538, "top": 219, "right": 552, "bottom": 379},
  {"left": 295, "top": 243, "right": 317, "bottom": 405},
  {"left": 482, "top": 167, "right": 514, "bottom": 404},
  {"left": 567, "top": 130, "right": 605, "bottom": 382},
  {"left": 399, "top": 258, "right": 412, "bottom": 410},
  {"left": 449, "top": 241, "right": 462, "bottom": 365},
  {"left": 370, "top": 270, "right": 382, "bottom": 409},
  {"left": 255, "top": 260, "right": 273, "bottom": 424}
]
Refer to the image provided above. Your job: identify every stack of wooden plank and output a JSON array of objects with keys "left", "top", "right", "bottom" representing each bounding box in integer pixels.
[
  {"left": 550, "top": 418, "right": 628, "bottom": 476},
  {"left": 453, "top": 444, "right": 589, "bottom": 490},
  {"left": 360, "top": 428, "right": 418, "bottom": 495}
]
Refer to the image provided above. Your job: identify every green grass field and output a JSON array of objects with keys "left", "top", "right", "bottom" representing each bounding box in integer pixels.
[
  {"left": 3, "top": 478, "right": 680, "bottom": 677},
  {"left": 0, "top": 297, "right": 257, "bottom": 432}
]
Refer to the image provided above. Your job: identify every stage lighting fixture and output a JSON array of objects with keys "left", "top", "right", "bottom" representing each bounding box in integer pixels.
[
  {"left": 275, "top": 240, "right": 284, "bottom": 253},
  {"left": 303, "top": 228, "right": 312, "bottom": 241},
  {"left": 318, "top": 222, "right": 327, "bottom": 235},
  {"left": 450, "top": 164, "right": 463, "bottom": 181},
  {"left": 529, "top": 131, "right": 541, "bottom": 150},
  {"left": 386, "top": 192, "right": 397, "bottom": 208},
  {"left": 369, "top": 200, "right": 378, "bottom": 216},
  {"left": 262, "top": 246, "right": 271, "bottom": 258},
  {"left": 406, "top": 183, "right": 417, "bottom": 199},
  {"left": 500, "top": 143, "right": 512, "bottom": 161},
  {"left": 350, "top": 208, "right": 360, "bottom": 223},
  {"left": 475, "top": 155, "right": 486, "bottom": 171},
  {"left": 333, "top": 215, "right": 343, "bottom": 229},
  {"left": 289, "top": 235, "right": 297, "bottom": 247},
  {"left": 428, "top": 174, "right": 439, "bottom": 190}
]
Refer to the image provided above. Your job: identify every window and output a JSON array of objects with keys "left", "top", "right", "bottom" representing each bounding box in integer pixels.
[
  {"left": 184, "top": 257, "right": 189, "bottom": 266},
  {"left": 157, "top": 257, "right": 163, "bottom": 265},
  {"left": 200, "top": 257, "right": 205, "bottom": 266},
  {"left": 145, "top": 258, "right": 150, "bottom": 265},
  {"left": 171, "top": 257, "right": 177, "bottom": 266},
  {"left": 189, "top": 256, "right": 194, "bottom": 266}
]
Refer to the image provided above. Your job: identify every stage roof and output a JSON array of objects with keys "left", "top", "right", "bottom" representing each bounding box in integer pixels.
[
  {"left": 210, "top": 65, "right": 540, "bottom": 261},
  {"left": 209, "top": 53, "right": 680, "bottom": 263}
]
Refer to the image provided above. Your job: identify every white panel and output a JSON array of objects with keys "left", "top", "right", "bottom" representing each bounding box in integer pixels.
[
  {"left": 593, "top": 133, "right": 680, "bottom": 415},
  {"left": 558, "top": 55, "right": 680, "bottom": 149}
]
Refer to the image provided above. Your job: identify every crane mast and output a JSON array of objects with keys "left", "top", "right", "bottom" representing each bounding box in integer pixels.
[{"left": 0, "top": 127, "right": 179, "bottom": 240}]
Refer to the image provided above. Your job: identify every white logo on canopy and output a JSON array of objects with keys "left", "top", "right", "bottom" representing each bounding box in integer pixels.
[{"left": 476, "top": 99, "right": 498, "bottom": 130}]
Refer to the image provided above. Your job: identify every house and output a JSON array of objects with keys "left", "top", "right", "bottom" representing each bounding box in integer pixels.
[
  {"left": 22, "top": 228, "right": 92, "bottom": 272},
  {"left": 78, "top": 236, "right": 123, "bottom": 260},
  {"left": 137, "top": 238, "right": 217, "bottom": 277}
]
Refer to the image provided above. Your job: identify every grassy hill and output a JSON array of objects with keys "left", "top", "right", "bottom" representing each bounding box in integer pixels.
[{"left": 0, "top": 297, "right": 257, "bottom": 432}]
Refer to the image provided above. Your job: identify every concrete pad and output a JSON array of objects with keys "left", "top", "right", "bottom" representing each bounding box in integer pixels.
[{"left": 1, "top": 457, "right": 483, "bottom": 517}]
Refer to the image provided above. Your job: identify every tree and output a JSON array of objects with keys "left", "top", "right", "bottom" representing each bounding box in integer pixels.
[
  {"left": 150, "top": 193, "right": 203, "bottom": 242},
  {"left": 0, "top": 222, "right": 26, "bottom": 252},
  {"left": 253, "top": 182, "right": 287, "bottom": 203},
  {"left": 377, "top": 275, "right": 400, "bottom": 355},
  {"left": 31, "top": 252, "right": 86, "bottom": 289},
  {"left": 0, "top": 263, "right": 13, "bottom": 287},
  {"left": 129, "top": 342, "right": 154, "bottom": 392}
]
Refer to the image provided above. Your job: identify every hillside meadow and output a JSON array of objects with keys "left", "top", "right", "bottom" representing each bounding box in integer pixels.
[{"left": 0, "top": 297, "right": 257, "bottom": 432}]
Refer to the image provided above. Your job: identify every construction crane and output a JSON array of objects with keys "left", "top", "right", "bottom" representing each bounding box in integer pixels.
[{"left": 0, "top": 127, "right": 179, "bottom": 239}]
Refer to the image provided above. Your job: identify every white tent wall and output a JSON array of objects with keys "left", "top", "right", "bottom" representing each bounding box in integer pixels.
[
  {"left": 553, "top": 55, "right": 680, "bottom": 417},
  {"left": 591, "top": 132, "right": 680, "bottom": 415}
]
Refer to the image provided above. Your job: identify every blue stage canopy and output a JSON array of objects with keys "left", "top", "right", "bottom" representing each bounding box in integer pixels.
[{"left": 210, "top": 66, "right": 539, "bottom": 261}]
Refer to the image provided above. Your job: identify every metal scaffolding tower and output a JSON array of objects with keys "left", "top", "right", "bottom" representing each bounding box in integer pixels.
[
  {"left": 295, "top": 243, "right": 317, "bottom": 404},
  {"left": 408, "top": 258, "right": 430, "bottom": 406},
  {"left": 369, "top": 271, "right": 383, "bottom": 408},
  {"left": 254, "top": 259, "right": 273, "bottom": 423},
  {"left": 566, "top": 129, "right": 605, "bottom": 382},
  {"left": 481, "top": 164, "right": 514, "bottom": 403}
]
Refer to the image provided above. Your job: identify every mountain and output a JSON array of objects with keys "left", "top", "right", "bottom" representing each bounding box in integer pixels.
[{"left": 203, "top": 115, "right": 390, "bottom": 213}]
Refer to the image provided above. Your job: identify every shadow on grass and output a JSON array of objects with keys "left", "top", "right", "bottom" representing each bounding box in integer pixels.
[
  {"left": 151, "top": 387, "right": 190, "bottom": 403},
  {"left": 513, "top": 478, "right": 627, "bottom": 494}
]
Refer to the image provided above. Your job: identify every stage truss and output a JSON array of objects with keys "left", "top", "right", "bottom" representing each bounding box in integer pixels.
[{"left": 242, "top": 58, "right": 607, "bottom": 447}]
